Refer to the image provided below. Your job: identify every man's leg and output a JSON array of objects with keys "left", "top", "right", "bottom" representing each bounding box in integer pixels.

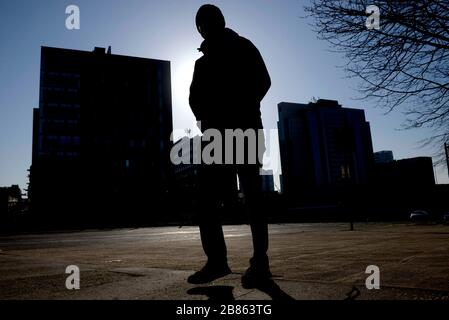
[
  {"left": 237, "top": 164, "right": 271, "bottom": 287},
  {"left": 188, "top": 164, "right": 233, "bottom": 284}
]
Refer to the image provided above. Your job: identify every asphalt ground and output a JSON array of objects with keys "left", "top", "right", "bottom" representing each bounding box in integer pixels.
[{"left": 0, "top": 222, "right": 448, "bottom": 300}]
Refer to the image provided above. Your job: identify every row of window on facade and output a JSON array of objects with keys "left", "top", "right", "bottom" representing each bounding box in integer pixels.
[
  {"left": 43, "top": 102, "right": 81, "bottom": 109},
  {"left": 38, "top": 151, "right": 80, "bottom": 158},
  {"left": 45, "top": 119, "right": 80, "bottom": 126},
  {"left": 45, "top": 71, "right": 81, "bottom": 78},
  {"left": 45, "top": 135, "right": 81, "bottom": 145},
  {"left": 43, "top": 72, "right": 81, "bottom": 90},
  {"left": 92, "top": 138, "right": 148, "bottom": 149},
  {"left": 129, "top": 139, "right": 147, "bottom": 149},
  {"left": 42, "top": 86, "right": 80, "bottom": 94}
]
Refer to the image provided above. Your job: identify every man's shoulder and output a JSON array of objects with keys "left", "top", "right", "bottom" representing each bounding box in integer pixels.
[
  {"left": 235, "top": 35, "right": 259, "bottom": 55},
  {"left": 237, "top": 35, "right": 254, "bottom": 46},
  {"left": 194, "top": 55, "right": 206, "bottom": 67}
]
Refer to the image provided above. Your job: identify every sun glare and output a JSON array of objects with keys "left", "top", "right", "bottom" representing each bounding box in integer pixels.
[{"left": 171, "top": 55, "right": 201, "bottom": 140}]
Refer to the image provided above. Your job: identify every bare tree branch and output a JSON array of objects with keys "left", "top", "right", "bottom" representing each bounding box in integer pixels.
[{"left": 305, "top": 0, "right": 449, "bottom": 166}]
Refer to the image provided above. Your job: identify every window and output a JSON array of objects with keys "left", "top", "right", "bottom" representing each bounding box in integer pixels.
[
  {"left": 73, "top": 136, "right": 81, "bottom": 145},
  {"left": 341, "top": 164, "right": 351, "bottom": 179}
]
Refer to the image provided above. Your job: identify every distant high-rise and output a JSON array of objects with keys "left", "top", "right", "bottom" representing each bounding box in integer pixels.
[
  {"left": 373, "top": 157, "right": 436, "bottom": 187},
  {"left": 374, "top": 150, "right": 394, "bottom": 164},
  {"left": 30, "top": 46, "right": 173, "bottom": 226},
  {"left": 0, "top": 185, "right": 22, "bottom": 217},
  {"left": 173, "top": 135, "right": 202, "bottom": 192},
  {"left": 261, "top": 169, "right": 275, "bottom": 193},
  {"left": 278, "top": 99, "right": 374, "bottom": 198}
]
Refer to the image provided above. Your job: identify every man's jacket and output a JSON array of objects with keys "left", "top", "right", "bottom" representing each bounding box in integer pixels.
[{"left": 189, "top": 28, "right": 271, "bottom": 131}]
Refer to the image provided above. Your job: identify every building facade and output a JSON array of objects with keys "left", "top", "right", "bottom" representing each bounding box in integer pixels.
[
  {"left": 373, "top": 157, "right": 436, "bottom": 187},
  {"left": 0, "top": 185, "right": 23, "bottom": 217},
  {"left": 30, "top": 46, "right": 173, "bottom": 226},
  {"left": 374, "top": 150, "right": 394, "bottom": 164},
  {"left": 278, "top": 99, "right": 374, "bottom": 199}
]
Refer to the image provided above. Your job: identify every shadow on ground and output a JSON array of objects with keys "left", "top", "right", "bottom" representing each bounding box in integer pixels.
[{"left": 187, "top": 279, "right": 295, "bottom": 301}]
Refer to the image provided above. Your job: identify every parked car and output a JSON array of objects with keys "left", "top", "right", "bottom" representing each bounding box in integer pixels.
[{"left": 410, "top": 210, "right": 430, "bottom": 223}]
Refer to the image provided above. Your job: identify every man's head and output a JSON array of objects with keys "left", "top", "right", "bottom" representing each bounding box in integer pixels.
[{"left": 196, "top": 4, "right": 226, "bottom": 40}]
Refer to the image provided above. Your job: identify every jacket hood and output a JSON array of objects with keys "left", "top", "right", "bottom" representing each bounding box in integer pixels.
[{"left": 198, "top": 28, "right": 240, "bottom": 55}]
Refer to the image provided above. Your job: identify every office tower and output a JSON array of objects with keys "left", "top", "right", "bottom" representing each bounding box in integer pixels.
[
  {"left": 278, "top": 99, "right": 374, "bottom": 198},
  {"left": 30, "top": 46, "right": 173, "bottom": 226}
]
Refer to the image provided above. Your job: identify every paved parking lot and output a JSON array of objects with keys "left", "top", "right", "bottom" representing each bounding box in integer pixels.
[{"left": 0, "top": 222, "right": 448, "bottom": 300}]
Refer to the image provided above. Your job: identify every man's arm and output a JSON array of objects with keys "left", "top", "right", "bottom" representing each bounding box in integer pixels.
[
  {"left": 189, "top": 60, "right": 203, "bottom": 121},
  {"left": 246, "top": 41, "right": 271, "bottom": 103}
]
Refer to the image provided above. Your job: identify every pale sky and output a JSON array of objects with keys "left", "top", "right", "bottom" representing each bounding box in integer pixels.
[{"left": 1, "top": 0, "right": 447, "bottom": 191}]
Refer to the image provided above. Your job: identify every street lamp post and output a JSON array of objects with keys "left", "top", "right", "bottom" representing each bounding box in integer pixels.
[{"left": 445, "top": 143, "right": 449, "bottom": 179}]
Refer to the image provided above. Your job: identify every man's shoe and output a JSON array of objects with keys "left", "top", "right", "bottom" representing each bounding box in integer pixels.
[
  {"left": 241, "top": 257, "right": 272, "bottom": 289},
  {"left": 187, "top": 263, "right": 232, "bottom": 284}
]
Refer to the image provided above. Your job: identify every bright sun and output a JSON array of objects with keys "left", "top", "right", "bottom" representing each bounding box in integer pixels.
[{"left": 171, "top": 55, "right": 200, "bottom": 140}]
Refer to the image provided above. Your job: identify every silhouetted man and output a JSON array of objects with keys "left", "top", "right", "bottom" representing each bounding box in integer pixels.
[{"left": 188, "top": 4, "right": 272, "bottom": 288}]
